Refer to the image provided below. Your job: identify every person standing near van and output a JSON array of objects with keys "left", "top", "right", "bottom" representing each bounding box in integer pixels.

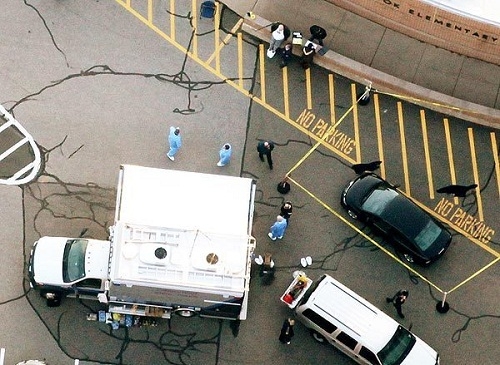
[
  {"left": 386, "top": 289, "right": 409, "bottom": 318},
  {"left": 167, "top": 126, "right": 182, "bottom": 161},
  {"left": 279, "top": 318, "right": 295, "bottom": 344}
]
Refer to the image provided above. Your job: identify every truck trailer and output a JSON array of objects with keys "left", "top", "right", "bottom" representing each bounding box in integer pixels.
[{"left": 28, "top": 165, "right": 257, "bottom": 320}]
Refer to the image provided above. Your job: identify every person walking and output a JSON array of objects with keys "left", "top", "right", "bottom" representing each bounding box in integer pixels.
[
  {"left": 386, "top": 289, "right": 409, "bottom": 318},
  {"left": 280, "top": 201, "right": 293, "bottom": 223},
  {"left": 217, "top": 143, "right": 232, "bottom": 166},
  {"left": 268, "top": 215, "right": 287, "bottom": 240},
  {"left": 279, "top": 43, "right": 293, "bottom": 68},
  {"left": 257, "top": 140, "right": 275, "bottom": 170},
  {"left": 167, "top": 126, "right": 182, "bottom": 161},
  {"left": 268, "top": 22, "right": 290, "bottom": 58},
  {"left": 279, "top": 318, "right": 295, "bottom": 344}
]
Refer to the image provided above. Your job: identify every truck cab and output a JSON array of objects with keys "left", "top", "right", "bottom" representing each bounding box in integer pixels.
[{"left": 28, "top": 236, "right": 111, "bottom": 306}]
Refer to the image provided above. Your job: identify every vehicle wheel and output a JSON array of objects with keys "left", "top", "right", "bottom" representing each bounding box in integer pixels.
[
  {"left": 402, "top": 253, "right": 415, "bottom": 263},
  {"left": 347, "top": 210, "right": 358, "bottom": 220},
  {"left": 174, "top": 308, "right": 197, "bottom": 318},
  {"left": 43, "top": 291, "right": 62, "bottom": 307},
  {"left": 310, "top": 330, "right": 327, "bottom": 344}
]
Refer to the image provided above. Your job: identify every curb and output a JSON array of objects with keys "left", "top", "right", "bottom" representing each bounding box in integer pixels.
[{"left": 239, "top": 12, "right": 500, "bottom": 128}]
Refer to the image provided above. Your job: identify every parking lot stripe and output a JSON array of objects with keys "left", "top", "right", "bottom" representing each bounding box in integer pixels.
[
  {"left": 467, "top": 128, "right": 484, "bottom": 222},
  {"left": 258, "top": 44, "right": 266, "bottom": 103},
  {"left": 443, "top": 118, "right": 459, "bottom": 205},
  {"left": 420, "top": 110, "right": 435, "bottom": 199},
  {"left": 214, "top": 3, "right": 221, "bottom": 73},
  {"left": 491, "top": 132, "right": 500, "bottom": 198},
  {"left": 191, "top": 0, "right": 198, "bottom": 57},
  {"left": 282, "top": 68, "right": 290, "bottom": 118},
  {"left": 328, "top": 74, "right": 336, "bottom": 126},
  {"left": 351, "top": 84, "right": 361, "bottom": 162},
  {"left": 238, "top": 33, "right": 244, "bottom": 88},
  {"left": 170, "top": 0, "right": 176, "bottom": 42},
  {"left": 147, "top": 0, "right": 153, "bottom": 24},
  {"left": 305, "top": 68, "right": 312, "bottom": 110},
  {"left": 397, "top": 102, "right": 411, "bottom": 195},
  {"left": 373, "top": 94, "right": 386, "bottom": 179}
]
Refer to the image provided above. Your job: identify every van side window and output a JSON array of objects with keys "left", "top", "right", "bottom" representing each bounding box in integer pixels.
[
  {"left": 336, "top": 331, "right": 357, "bottom": 350},
  {"left": 302, "top": 308, "right": 337, "bottom": 333},
  {"left": 359, "top": 346, "right": 380, "bottom": 365}
]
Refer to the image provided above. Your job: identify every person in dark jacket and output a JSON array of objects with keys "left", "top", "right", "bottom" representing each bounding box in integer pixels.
[
  {"left": 386, "top": 289, "right": 409, "bottom": 318},
  {"left": 279, "top": 318, "right": 295, "bottom": 344},
  {"left": 280, "top": 201, "right": 293, "bottom": 222},
  {"left": 257, "top": 140, "right": 275, "bottom": 170},
  {"left": 300, "top": 43, "right": 315, "bottom": 69},
  {"left": 309, "top": 25, "right": 327, "bottom": 46},
  {"left": 279, "top": 43, "right": 293, "bottom": 68}
]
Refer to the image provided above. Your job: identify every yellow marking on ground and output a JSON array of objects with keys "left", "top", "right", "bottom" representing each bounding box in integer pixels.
[
  {"left": 115, "top": 1, "right": 499, "bottom": 290},
  {"left": 305, "top": 68, "right": 312, "bottom": 110},
  {"left": 351, "top": 84, "right": 361, "bottom": 162},
  {"left": 192, "top": 0, "right": 198, "bottom": 57},
  {"left": 328, "top": 74, "right": 336, "bottom": 125},
  {"left": 206, "top": 18, "right": 244, "bottom": 66},
  {"left": 381, "top": 91, "right": 462, "bottom": 112},
  {"left": 397, "top": 102, "right": 410, "bottom": 195},
  {"left": 443, "top": 118, "right": 459, "bottom": 205},
  {"left": 447, "top": 256, "right": 500, "bottom": 294},
  {"left": 491, "top": 133, "right": 500, "bottom": 198},
  {"left": 283, "top": 67, "right": 290, "bottom": 118},
  {"left": 399, "top": 188, "right": 499, "bottom": 257},
  {"left": 147, "top": 0, "right": 153, "bottom": 23},
  {"left": 213, "top": 2, "right": 221, "bottom": 73},
  {"left": 373, "top": 94, "right": 386, "bottom": 179},
  {"left": 237, "top": 32, "right": 243, "bottom": 88},
  {"left": 287, "top": 96, "right": 362, "bottom": 177},
  {"left": 114, "top": 0, "right": 359, "bottom": 163},
  {"left": 468, "top": 128, "right": 484, "bottom": 221},
  {"left": 258, "top": 44, "right": 266, "bottom": 103},
  {"left": 287, "top": 175, "right": 444, "bottom": 293},
  {"left": 420, "top": 110, "right": 434, "bottom": 199},
  {"left": 170, "top": 0, "right": 176, "bottom": 42},
  {"left": 451, "top": 221, "right": 500, "bottom": 257}
]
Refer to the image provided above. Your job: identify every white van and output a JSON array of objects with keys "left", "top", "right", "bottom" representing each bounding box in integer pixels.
[{"left": 283, "top": 274, "right": 439, "bottom": 365}]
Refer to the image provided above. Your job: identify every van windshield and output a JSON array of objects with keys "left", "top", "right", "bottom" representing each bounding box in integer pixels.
[
  {"left": 62, "top": 239, "right": 88, "bottom": 283},
  {"left": 377, "top": 326, "right": 416, "bottom": 365}
]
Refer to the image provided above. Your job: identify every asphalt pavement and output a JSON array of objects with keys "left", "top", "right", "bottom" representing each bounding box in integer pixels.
[{"left": 0, "top": 1, "right": 499, "bottom": 365}]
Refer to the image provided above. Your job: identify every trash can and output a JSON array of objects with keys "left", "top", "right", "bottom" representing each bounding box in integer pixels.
[{"left": 200, "top": 1, "right": 216, "bottom": 19}]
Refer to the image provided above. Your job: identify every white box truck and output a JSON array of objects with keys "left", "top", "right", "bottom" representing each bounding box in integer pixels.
[{"left": 28, "top": 165, "right": 257, "bottom": 320}]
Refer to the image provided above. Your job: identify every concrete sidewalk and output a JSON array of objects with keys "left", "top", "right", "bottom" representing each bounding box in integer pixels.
[{"left": 222, "top": 0, "right": 500, "bottom": 127}]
